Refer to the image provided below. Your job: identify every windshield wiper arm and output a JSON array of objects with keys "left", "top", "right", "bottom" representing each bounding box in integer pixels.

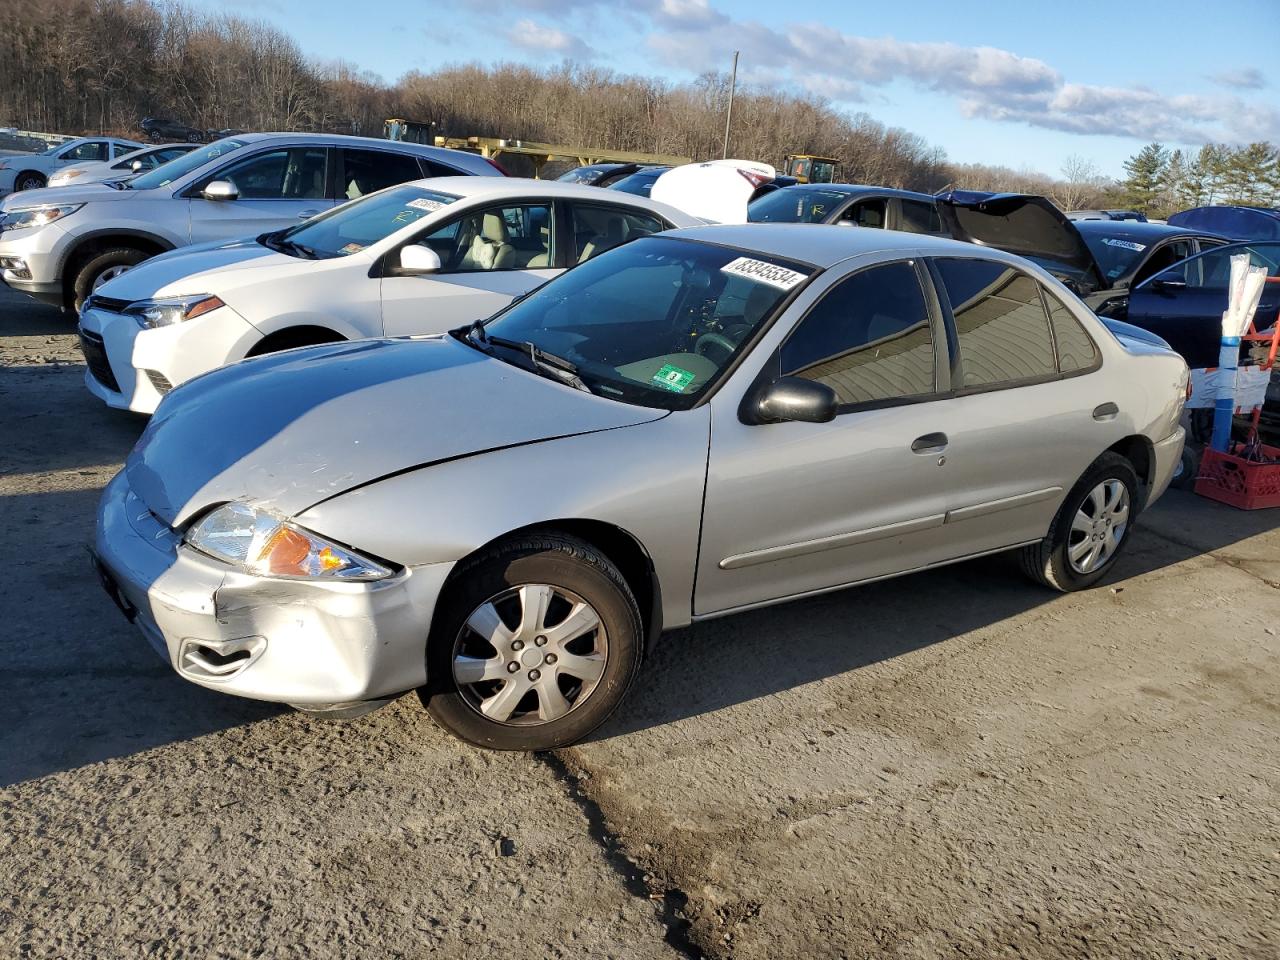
[{"left": 485, "top": 335, "right": 592, "bottom": 393}]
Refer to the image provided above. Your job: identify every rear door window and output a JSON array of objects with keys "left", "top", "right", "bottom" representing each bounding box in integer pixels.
[
  {"left": 935, "top": 258, "right": 1057, "bottom": 389},
  {"left": 782, "top": 261, "right": 936, "bottom": 406},
  {"left": 340, "top": 149, "right": 424, "bottom": 199},
  {"left": 569, "top": 204, "right": 666, "bottom": 265}
]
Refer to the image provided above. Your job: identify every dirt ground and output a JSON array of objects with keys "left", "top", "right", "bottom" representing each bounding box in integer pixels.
[{"left": 0, "top": 282, "right": 1277, "bottom": 959}]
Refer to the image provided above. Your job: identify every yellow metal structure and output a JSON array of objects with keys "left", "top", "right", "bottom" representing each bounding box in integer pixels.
[
  {"left": 784, "top": 154, "right": 840, "bottom": 184},
  {"left": 431, "top": 136, "right": 690, "bottom": 178}
]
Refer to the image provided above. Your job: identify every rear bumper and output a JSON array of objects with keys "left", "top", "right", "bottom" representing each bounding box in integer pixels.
[
  {"left": 94, "top": 471, "right": 454, "bottom": 707},
  {"left": 1147, "top": 427, "right": 1186, "bottom": 508}
]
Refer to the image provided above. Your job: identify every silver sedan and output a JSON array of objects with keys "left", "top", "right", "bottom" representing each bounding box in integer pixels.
[{"left": 94, "top": 225, "right": 1189, "bottom": 750}]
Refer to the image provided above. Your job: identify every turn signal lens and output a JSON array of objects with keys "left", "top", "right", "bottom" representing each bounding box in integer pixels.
[{"left": 259, "top": 526, "right": 312, "bottom": 575}]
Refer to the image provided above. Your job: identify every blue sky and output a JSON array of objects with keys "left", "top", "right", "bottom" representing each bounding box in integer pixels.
[{"left": 197, "top": 0, "right": 1277, "bottom": 178}]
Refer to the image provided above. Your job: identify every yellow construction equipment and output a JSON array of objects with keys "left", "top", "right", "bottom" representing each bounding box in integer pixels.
[{"left": 784, "top": 154, "right": 840, "bottom": 184}]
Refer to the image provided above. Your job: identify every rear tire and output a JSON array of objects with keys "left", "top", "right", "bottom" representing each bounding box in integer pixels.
[
  {"left": 421, "top": 533, "right": 643, "bottom": 751},
  {"left": 72, "top": 247, "right": 149, "bottom": 311},
  {"left": 14, "top": 171, "right": 45, "bottom": 191},
  {"left": 1019, "top": 452, "right": 1139, "bottom": 592}
]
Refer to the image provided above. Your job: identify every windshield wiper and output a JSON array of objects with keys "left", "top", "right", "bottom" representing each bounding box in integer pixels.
[
  {"left": 484, "top": 334, "right": 593, "bottom": 394},
  {"left": 259, "top": 233, "right": 317, "bottom": 259}
]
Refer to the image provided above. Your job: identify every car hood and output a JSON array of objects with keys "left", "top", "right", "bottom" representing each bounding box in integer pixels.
[
  {"left": 126, "top": 335, "right": 667, "bottom": 526},
  {"left": 935, "top": 191, "right": 1105, "bottom": 293},
  {"left": 94, "top": 237, "right": 299, "bottom": 301},
  {"left": 0, "top": 181, "right": 132, "bottom": 210}
]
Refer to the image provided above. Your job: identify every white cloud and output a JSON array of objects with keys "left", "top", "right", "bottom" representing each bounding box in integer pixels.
[{"left": 505, "top": 19, "right": 595, "bottom": 59}]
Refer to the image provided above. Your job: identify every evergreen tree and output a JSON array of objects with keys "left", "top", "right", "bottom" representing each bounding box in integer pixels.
[
  {"left": 1120, "top": 142, "right": 1168, "bottom": 214},
  {"left": 1160, "top": 148, "right": 1187, "bottom": 216}
]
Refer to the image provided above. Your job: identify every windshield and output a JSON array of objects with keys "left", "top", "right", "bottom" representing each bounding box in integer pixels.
[
  {"left": 558, "top": 166, "right": 610, "bottom": 184},
  {"left": 609, "top": 170, "right": 662, "bottom": 197},
  {"left": 273, "top": 185, "right": 459, "bottom": 258},
  {"left": 130, "top": 138, "right": 249, "bottom": 190},
  {"left": 748, "top": 187, "right": 850, "bottom": 223},
  {"left": 1082, "top": 232, "right": 1151, "bottom": 283},
  {"left": 474, "top": 236, "right": 814, "bottom": 410}
]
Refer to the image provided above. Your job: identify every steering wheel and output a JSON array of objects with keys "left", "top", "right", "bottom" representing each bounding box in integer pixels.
[{"left": 695, "top": 333, "right": 737, "bottom": 362}]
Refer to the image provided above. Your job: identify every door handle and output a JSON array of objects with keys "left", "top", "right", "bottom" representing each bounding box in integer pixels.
[
  {"left": 297, "top": 209, "right": 321, "bottom": 220},
  {"left": 1092, "top": 402, "right": 1119, "bottom": 421},
  {"left": 911, "top": 432, "right": 948, "bottom": 454}
]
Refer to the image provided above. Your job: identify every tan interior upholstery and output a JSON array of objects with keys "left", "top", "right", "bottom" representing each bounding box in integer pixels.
[
  {"left": 460, "top": 213, "right": 515, "bottom": 270},
  {"left": 579, "top": 217, "right": 625, "bottom": 262}
]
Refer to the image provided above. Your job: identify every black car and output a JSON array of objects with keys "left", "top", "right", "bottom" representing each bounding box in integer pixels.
[
  {"left": 557, "top": 163, "right": 649, "bottom": 187},
  {"left": 1066, "top": 209, "right": 1147, "bottom": 222},
  {"left": 749, "top": 183, "right": 947, "bottom": 235},
  {"left": 139, "top": 117, "right": 205, "bottom": 143},
  {"left": 936, "top": 191, "right": 1226, "bottom": 312},
  {"left": 606, "top": 165, "right": 672, "bottom": 198}
]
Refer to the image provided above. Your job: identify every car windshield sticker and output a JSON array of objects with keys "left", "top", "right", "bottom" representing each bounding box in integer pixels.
[
  {"left": 340, "top": 242, "right": 365, "bottom": 254},
  {"left": 652, "top": 363, "right": 697, "bottom": 392},
  {"left": 407, "top": 197, "right": 446, "bottom": 213},
  {"left": 1101, "top": 238, "right": 1146, "bottom": 252},
  {"left": 721, "top": 257, "right": 807, "bottom": 290}
]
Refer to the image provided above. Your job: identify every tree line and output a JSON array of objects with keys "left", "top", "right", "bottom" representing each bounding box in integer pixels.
[
  {"left": 3, "top": 0, "right": 1273, "bottom": 216},
  {"left": 1118, "top": 141, "right": 1280, "bottom": 218}
]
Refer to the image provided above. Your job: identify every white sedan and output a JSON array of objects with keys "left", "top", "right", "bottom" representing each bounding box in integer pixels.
[
  {"left": 78, "top": 178, "right": 699, "bottom": 413},
  {"left": 0, "top": 136, "right": 142, "bottom": 195},
  {"left": 47, "top": 143, "right": 199, "bottom": 188}
]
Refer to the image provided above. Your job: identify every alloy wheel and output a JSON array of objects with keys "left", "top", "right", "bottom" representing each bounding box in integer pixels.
[
  {"left": 92, "top": 264, "right": 132, "bottom": 290},
  {"left": 1067, "top": 479, "right": 1130, "bottom": 574},
  {"left": 452, "top": 583, "right": 608, "bottom": 726}
]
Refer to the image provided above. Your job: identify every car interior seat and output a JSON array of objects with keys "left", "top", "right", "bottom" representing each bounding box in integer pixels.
[
  {"left": 579, "top": 217, "right": 625, "bottom": 262},
  {"left": 459, "top": 213, "right": 516, "bottom": 270}
]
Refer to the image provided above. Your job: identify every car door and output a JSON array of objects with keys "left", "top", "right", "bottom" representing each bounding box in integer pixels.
[
  {"left": 336, "top": 147, "right": 429, "bottom": 202},
  {"left": 836, "top": 196, "right": 888, "bottom": 229},
  {"left": 1129, "top": 237, "right": 1196, "bottom": 289},
  {"left": 696, "top": 258, "right": 961, "bottom": 615},
  {"left": 921, "top": 257, "right": 1111, "bottom": 553},
  {"left": 1127, "top": 242, "right": 1280, "bottom": 369},
  {"left": 185, "top": 146, "right": 336, "bottom": 244},
  {"left": 380, "top": 200, "right": 561, "bottom": 336}
]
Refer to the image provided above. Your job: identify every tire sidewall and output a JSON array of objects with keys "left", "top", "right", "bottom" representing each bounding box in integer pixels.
[
  {"left": 1046, "top": 454, "right": 1140, "bottom": 590},
  {"left": 73, "top": 248, "right": 148, "bottom": 309},
  {"left": 423, "top": 544, "right": 642, "bottom": 751}
]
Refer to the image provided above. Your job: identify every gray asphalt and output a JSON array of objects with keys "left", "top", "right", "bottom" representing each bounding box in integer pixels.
[{"left": 0, "top": 281, "right": 1277, "bottom": 958}]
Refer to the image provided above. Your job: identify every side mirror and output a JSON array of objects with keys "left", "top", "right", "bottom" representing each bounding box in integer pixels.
[
  {"left": 742, "top": 376, "right": 838, "bottom": 425},
  {"left": 202, "top": 179, "right": 239, "bottom": 201},
  {"left": 395, "top": 244, "right": 442, "bottom": 275},
  {"left": 130, "top": 159, "right": 143, "bottom": 172}
]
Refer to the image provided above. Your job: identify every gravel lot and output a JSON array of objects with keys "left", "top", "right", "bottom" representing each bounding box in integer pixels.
[{"left": 1, "top": 281, "right": 1277, "bottom": 959}]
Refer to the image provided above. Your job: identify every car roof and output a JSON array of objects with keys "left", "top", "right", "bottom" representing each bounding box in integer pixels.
[
  {"left": 664, "top": 222, "right": 1005, "bottom": 268},
  {"left": 1072, "top": 219, "right": 1214, "bottom": 241},
  {"left": 204, "top": 132, "right": 497, "bottom": 173},
  {"left": 405, "top": 176, "right": 676, "bottom": 202},
  {"left": 767, "top": 183, "right": 937, "bottom": 203}
]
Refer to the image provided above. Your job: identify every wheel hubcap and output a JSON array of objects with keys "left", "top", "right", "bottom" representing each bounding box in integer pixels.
[
  {"left": 452, "top": 583, "right": 607, "bottom": 726},
  {"left": 92, "top": 265, "right": 131, "bottom": 290},
  {"left": 1067, "top": 479, "right": 1130, "bottom": 574}
]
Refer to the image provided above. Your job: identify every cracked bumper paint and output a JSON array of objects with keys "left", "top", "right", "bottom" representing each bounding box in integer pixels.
[{"left": 94, "top": 470, "right": 453, "bottom": 706}]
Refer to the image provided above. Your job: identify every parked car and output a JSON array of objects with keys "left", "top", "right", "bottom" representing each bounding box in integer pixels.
[
  {"left": 47, "top": 143, "right": 200, "bottom": 188},
  {"left": 557, "top": 163, "right": 649, "bottom": 187},
  {"left": 78, "top": 178, "right": 698, "bottom": 413},
  {"left": 0, "top": 136, "right": 143, "bottom": 196},
  {"left": 93, "top": 225, "right": 1187, "bottom": 749},
  {"left": 1066, "top": 209, "right": 1147, "bottom": 222},
  {"left": 1167, "top": 205, "right": 1280, "bottom": 241},
  {"left": 650, "top": 160, "right": 778, "bottom": 223},
  {"left": 936, "top": 191, "right": 1226, "bottom": 312},
  {"left": 606, "top": 165, "right": 671, "bottom": 198},
  {"left": 749, "top": 183, "right": 947, "bottom": 235},
  {"left": 140, "top": 117, "right": 205, "bottom": 143},
  {"left": 0, "top": 133, "right": 502, "bottom": 311},
  {"left": 1122, "top": 240, "right": 1280, "bottom": 369}
]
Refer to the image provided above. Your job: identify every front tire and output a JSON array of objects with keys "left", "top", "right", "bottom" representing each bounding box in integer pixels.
[
  {"left": 14, "top": 171, "right": 45, "bottom": 191},
  {"left": 72, "top": 247, "right": 149, "bottom": 310},
  {"left": 421, "top": 534, "right": 643, "bottom": 751},
  {"left": 1020, "top": 452, "right": 1139, "bottom": 592}
]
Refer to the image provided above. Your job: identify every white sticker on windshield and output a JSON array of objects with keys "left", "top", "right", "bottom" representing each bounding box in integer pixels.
[
  {"left": 1101, "top": 238, "right": 1146, "bottom": 252},
  {"left": 721, "top": 257, "right": 807, "bottom": 290},
  {"left": 406, "top": 198, "right": 445, "bottom": 213}
]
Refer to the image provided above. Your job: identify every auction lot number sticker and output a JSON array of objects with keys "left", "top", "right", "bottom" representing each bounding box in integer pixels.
[{"left": 721, "top": 257, "right": 807, "bottom": 290}]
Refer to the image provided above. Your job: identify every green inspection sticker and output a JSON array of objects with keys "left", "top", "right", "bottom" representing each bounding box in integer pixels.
[{"left": 652, "top": 363, "right": 696, "bottom": 393}]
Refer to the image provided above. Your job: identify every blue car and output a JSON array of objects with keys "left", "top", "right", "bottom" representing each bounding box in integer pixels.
[{"left": 1168, "top": 205, "right": 1280, "bottom": 242}]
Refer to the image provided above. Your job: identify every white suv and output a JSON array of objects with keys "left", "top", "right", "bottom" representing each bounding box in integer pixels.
[
  {"left": 0, "top": 133, "right": 500, "bottom": 310},
  {"left": 0, "top": 136, "right": 143, "bottom": 195}
]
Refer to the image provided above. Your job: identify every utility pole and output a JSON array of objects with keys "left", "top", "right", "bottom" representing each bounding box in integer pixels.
[{"left": 722, "top": 50, "right": 738, "bottom": 160}]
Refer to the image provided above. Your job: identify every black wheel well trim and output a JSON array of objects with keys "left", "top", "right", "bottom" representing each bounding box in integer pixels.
[
  {"left": 443, "top": 519, "right": 663, "bottom": 653},
  {"left": 1106, "top": 435, "right": 1155, "bottom": 508},
  {"left": 247, "top": 325, "right": 347, "bottom": 356},
  {"left": 60, "top": 230, "right": 175, "bottom": 303}
]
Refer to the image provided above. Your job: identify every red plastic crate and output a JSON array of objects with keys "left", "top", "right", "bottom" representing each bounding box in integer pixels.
[{"left": 1195, "top": 443, "right": 1280, "bottom": 510}]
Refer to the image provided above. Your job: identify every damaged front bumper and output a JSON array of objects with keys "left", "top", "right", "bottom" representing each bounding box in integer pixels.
[{"left": 93, "top": 471, "right": 453, "bottom": 708}]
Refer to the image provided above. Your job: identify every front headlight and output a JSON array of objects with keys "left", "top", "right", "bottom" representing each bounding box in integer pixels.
[
  {"left": 0, "top": 202, "right": 84, "bottom": 230},
  {"left": 185, "top": 502, "right": 393, "bottom": 581},
  {"left": 123, "top": 294, "right": 224, "bottom": 329}
]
